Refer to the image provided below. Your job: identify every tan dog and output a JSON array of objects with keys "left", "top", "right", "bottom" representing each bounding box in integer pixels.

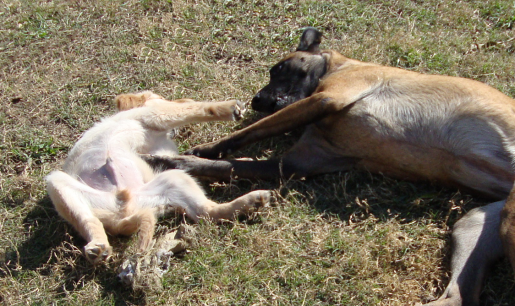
[
  {"left": 46, "top": 92, "right": 270, "bottom": 264},
  {"left": 145, "top": 28, "right": 515, "bottom": 306}
]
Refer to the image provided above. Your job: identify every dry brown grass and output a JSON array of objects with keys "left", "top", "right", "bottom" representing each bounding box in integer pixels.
[{"left": 1, "top": 0, "right": 515, "bottom": 305}]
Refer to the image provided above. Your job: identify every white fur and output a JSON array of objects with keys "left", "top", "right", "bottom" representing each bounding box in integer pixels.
[{"left": 46, "top": 92, "right": 269, "bottom": 264}]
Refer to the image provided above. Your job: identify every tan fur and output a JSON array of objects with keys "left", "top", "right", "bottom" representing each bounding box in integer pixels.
[
  {"left": 46, "top": 92, "right": 270, "bottom": 264},
  {"left": 167, "top": 29, "right": 515, "bottom": 306},
  {"left": 189, "top": 51, "right": 515, "bottom": 197}
]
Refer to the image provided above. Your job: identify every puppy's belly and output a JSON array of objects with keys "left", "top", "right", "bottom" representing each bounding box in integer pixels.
[
  {"left": 79, "top": 164, "right": 118, "bottom": 192},
  {"left": 78, "top": 155, "right": 145, "bottom": 192}
]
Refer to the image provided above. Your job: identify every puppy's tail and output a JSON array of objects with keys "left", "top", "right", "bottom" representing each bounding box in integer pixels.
[{"left": 115, "top": 188, "right": 157, "bottom": 251}]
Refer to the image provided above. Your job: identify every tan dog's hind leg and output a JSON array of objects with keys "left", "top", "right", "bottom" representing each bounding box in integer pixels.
[
  {"left": 421, "top": 201, "right": 505, "bottom": 306},
  {"left": 46, "top": 171, "right": 114, "bottom": 264},
  {"left": 133, "top": 169, "right": 269, "bottom": 223},
  {"left": 500, "top": 184, "right": 515, "bottom": 275}
]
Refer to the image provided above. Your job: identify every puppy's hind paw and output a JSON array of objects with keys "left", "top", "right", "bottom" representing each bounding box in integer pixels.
[
  {"left": 84, "top": 242, "right": 113, "bottom": 264},
  {"left": 236, "top": 190, "right": 272, "bottom": 215},
  {"left": 248, "top": 190, "right": 272, "bottom": 209}
]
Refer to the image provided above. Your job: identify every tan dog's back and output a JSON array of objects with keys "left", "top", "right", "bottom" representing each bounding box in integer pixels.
[{"left": 311, "top": 64, "right": 515, "bottom": 196}]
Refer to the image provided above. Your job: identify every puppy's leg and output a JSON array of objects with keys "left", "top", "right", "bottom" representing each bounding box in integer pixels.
[
  {"left": 422, "top": 201, "right": 505, "bottom": 306},
  {"left": 138, "top": 99, "right": 246, "bottom": 130},
  {"left": 206, "top": 190, "right": 271, "bottom": 221},
  {"left": 46, "top": 171, "right": 115, "bottom": 264},
  {"left": 115, "top": 91, "right": 196, "bottom": 111},
  {"left": 133, "top": 169, "right": 270, "bottom": 224},
  {"left": 103, "top": 208, "right": 157, "bottom": 252}
]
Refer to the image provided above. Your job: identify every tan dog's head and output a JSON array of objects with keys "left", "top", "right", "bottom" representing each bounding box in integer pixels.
[
  {"left": 251, "top": 27, "right": 328, "bottom": 113},
  {"left": 114, "top": 91, "right": 164, "bottom": 111}
]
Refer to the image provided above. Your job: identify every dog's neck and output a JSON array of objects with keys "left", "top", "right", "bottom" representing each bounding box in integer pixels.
[{"left": 322, "top": 50, "right": 377, "bottom": 76}]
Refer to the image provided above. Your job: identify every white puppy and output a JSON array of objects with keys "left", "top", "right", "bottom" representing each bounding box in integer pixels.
[{"left": 46, "top": 92, "right": 270, "bottom": 264}]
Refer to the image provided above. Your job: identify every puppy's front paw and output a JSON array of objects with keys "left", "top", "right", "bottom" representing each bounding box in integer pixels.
[
  {"left": 231, "top": 100, "right": 246, "bottom": 121},
  {"left": 84, "top": 242, "right": 112, "bottom": 264}
]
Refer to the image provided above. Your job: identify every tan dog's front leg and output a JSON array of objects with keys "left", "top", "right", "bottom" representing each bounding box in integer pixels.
[{"left": 184, "top": 93, "right": 345, "bottom": 159}]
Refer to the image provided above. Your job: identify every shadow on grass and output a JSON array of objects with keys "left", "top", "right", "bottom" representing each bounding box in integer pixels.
[
  {"left": 0, "top": 195, "right": 148, "bottom": 305},
  {"left": 2, "top": 195, "right": 65, "bottom": 272},
  {"left": 259, "top": 168, "right": 515, "bottom": 305},
  {"left": 2, "top": 167, "right": 513, "bottom": 305}
]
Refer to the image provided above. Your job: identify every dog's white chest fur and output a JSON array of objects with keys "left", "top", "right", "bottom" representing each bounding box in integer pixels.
[{"left": 63, "top": 118, "right": 155, "bottom": 193}]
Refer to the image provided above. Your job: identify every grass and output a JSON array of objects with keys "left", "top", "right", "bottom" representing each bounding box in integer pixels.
[{"left": 1, "top": 0, "right": 515, "bottom": 305}]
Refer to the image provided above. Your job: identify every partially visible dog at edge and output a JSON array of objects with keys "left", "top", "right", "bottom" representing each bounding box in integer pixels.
[
  {"left": 145, "top": 28, "right": 515, "bottom": 306},
  {"left": 45, "top": 92, "right": 270, "bottom": 264}
]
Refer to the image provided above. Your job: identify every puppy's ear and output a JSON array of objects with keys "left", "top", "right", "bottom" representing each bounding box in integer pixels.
[
  {"left": 114, "top": 94, "right": 139, "bottom": 111},
  {"left": 114, "top": 91, "right": 160, "bottom": 111},
  {"left": 296, "top": 27, "right": 323, "bottom": 53}
]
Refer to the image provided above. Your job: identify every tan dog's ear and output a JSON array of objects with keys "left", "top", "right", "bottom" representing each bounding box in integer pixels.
[
  {"left": 114, "top": 91, "right": 163, "bottom": 111},
  {"left": 296, "top": 27, "right": 323, "bottom": 53}
]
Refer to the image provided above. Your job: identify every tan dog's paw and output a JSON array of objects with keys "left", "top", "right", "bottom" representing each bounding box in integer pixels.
[
  {"left": 115, "top": 91, "right": 163, "bottom": 111},
  {"left": 84, "top": 242, "right": 113, "bottom": 264}
]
